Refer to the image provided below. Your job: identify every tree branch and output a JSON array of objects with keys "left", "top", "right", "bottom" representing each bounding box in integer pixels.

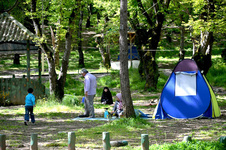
[
  {"left": 0, "top": 0, "right": 21, "bottom": 13},
  {"left": 135, "top": 0, "right": 153, "bottom": 26}
]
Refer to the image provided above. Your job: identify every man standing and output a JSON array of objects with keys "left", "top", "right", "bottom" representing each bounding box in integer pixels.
[{"left": 79, "top": 68, "right": 97, "bottom": 118}]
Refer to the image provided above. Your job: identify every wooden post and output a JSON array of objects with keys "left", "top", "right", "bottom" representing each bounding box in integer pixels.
[
  {"left": 182, "top": 136, "right": 192, "bottom": 142},
  {"left": 30, "top": 133, "right": 38, "bottom": 150},
  {"left": 27, "top": 40, "right": 30, "bottom": 88},
  {"left": 102, "top": 132, "right": 111, "bottom": 150},
  {"left": 141, "top": 134, "right": 149, "bottom": 150},
  {"left": 0, "top": 134, "right": 6, "bottom": 150},
  {"left": 68, "top": 132, "right": 75, "bottom": 150}
]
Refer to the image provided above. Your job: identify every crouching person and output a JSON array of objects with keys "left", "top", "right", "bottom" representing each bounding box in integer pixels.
[{"left": 112, "top": 93, "right": 123, "bottom": 118}]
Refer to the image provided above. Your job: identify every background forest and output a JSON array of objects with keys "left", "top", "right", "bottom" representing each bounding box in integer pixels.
[{"left": 1, "top": 0, "right": 225, "bottom": 100}]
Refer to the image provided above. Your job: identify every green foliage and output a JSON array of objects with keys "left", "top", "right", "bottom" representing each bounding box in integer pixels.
[
  {"left": 97, "top": 71, "right": 120, "bottom": 88},
  {"left": 0, "top": 60, "right": 4, "bottom": 65},
  {"left": 62, "top": 94, "right": 80, "bottom": 106},
  {"left": 183, "top": 0, "right": 226, "bottom": 35},
  {"left": 148, "top": 140, "right": 224, "bottom": 150},
  {"left": 64, "top": 75, "right": 84, "bottom": 95},
  {"left": 157, "top": 72, "right": 169, "bottom": 90},
  {"left": 206, "top": 58, "right": 226, "bottom": 89},
  {"left": 129, "top": 68, "right": 146, "bottom": 90}
]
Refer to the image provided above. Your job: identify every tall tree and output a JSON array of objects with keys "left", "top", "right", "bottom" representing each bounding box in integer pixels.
[
  {"left": 29, "top": 0, "right": 79, "bottom": 101},
  {"left": 128, "top": 0, "right": 171, "bottom": 90},
  {"left": 77, "top": 1, "right": 85, "bottom": 68},
  {"left": 188, "top": 0, "right": 215, "bottom": 75},
  {"left": 183, "top": 0, "right": 225, "bottom": 75},
  {"left": 120, "top": 0, "right": 135, "bottom": 118}
]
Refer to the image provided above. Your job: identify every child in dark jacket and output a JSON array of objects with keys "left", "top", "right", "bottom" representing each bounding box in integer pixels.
[{"left": 24, "top": 88, "right": 35, "bottom": 125}]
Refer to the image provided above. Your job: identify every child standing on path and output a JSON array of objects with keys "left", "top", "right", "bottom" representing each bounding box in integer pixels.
[{"left": 24, "top": 88, "right": 36, "bottom": 125}]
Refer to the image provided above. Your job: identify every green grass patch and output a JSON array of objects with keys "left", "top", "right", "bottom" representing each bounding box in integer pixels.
[
  {"left": 206, "top": 58, "right": 226, "bottom": 89},
  {"left": 75, "top": 117, "right": 153, "bottom": 140},
  {"left": 35, "top": 95, "right": 83, "bottom": 115},
  {"left": 147, "top": 140, "right": 224, "bottom": 150}
]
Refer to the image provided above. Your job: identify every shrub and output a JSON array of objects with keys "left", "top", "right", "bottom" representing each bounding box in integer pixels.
[{"left": 62, "top": 94, "right": 80, "bottom": 106}]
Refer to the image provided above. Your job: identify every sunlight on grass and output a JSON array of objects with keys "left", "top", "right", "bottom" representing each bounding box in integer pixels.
[
  {"left": 0, "top": 107, "right": 24, "bottom": 115},
  {"left": 216, "top": 95, "right": 226, "bottom": 107},
  {"left": 35, "top": 102, "right": 82, "bottom": 114},
  {"left": 75, "top": 117, "right": 154, "bottom": 145}
]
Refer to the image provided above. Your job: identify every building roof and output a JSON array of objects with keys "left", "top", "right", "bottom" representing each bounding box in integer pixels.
[
  {"left": 0, "top": 12, "right": 39, "bottom": 54},
  {"left": 0, "top": 41, "right": 39, "bottom": 54},
  {"left": 0, "top": 12, "right": 36, "bottom": 42}
]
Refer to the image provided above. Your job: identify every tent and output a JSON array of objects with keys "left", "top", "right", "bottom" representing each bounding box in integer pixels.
[
  {"left": 117, "top": 45, "right": 140, "bottom": 60},
  {"left": 153, "top": 59, "right": 221, "bottom": 119}
]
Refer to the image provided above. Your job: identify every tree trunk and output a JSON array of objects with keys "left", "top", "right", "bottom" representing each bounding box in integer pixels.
[
  {"left": 135, "top": 29, "right": 148, "bottom": 80},
  {"left": 86, "top": 3, "right": 92, "bottom": 28},
  {"left": 95, "top": 36, "right": 111, "bottom": 69},
  {"left": 128, "top": 11, "right": 148, "bottom": 80},
  {"left": 222, "top": 48, "right": 226, "bottom": 62},
  {"left": 54, "top": 20, "right": 62, "bottom": 70},
  {"left": 179, "top": 26, "right": 185, "bottom": 60},
  {"left": 193, "top": 0, "right": 215, "bottom": 75},
  {"left": 78, "top": 6, "right": 85, "bottom": 68},
  {"left": 120, "top": 0, "right": 135, "bottom": 118},
  {"left": 31, "top": 0, "right": 57, "bottom": 96},
  {"left": 132, "top": 0, "right": 170, "bottom": 90},
  {"left": 56, "top": 9, "right": 77, "bottom": 100},
  {"left": 13, "top": 54, "right": 20, "bottom": 65},
  {"left": 193, "top": 31, "right": 213, "bottom": 75},
  {"left": 143, "top": 52, "right": 159, "bottom": 90},
  {"left": 143, "top": 0, "right": 166, "bottom": 90}
]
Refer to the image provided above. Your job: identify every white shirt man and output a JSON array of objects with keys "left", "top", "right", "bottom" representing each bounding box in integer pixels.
[{"left": 80, "top": 68, "right": 97, "bottom": 118}]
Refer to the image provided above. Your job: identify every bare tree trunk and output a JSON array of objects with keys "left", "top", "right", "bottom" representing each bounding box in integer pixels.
[
  {"left": 86, "top": 3, "right": 92, "bottom": 28},
  {"left": 143, "top": 0, "right": 167, "bottom": 90},
  {"left": 13, "top": 54, "right": 20, "bottom": 65},
  {"left": 78, "top": 5, "right": 85, "bottom": 68},
  {"left": 193, "top": 0, "right": 215, "bottom": 75},
  {"left": 95, "top": 35, "right": 111, "bottom": 69},
  {"left": 0, "top": 0, "right": 20, "bottom": 13},
  {"left": 54, "top": 19, "right": 62, "bottom": 70},
  {"left": 128, "top": 13, "right": 149, "bottom": 80},
  {"left": 179, "top": 26, "right": 185, "bottom": 60},
  {"left": 120, "top": 0, "right": 135, "bottom": 118},
  {"left": 193, "top": 31, "right": 213, "bottom": 75}
]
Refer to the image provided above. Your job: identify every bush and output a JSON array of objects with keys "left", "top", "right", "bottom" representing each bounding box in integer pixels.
[{"left": 62, "top": 94, "right": 80, "bottom": 106}]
